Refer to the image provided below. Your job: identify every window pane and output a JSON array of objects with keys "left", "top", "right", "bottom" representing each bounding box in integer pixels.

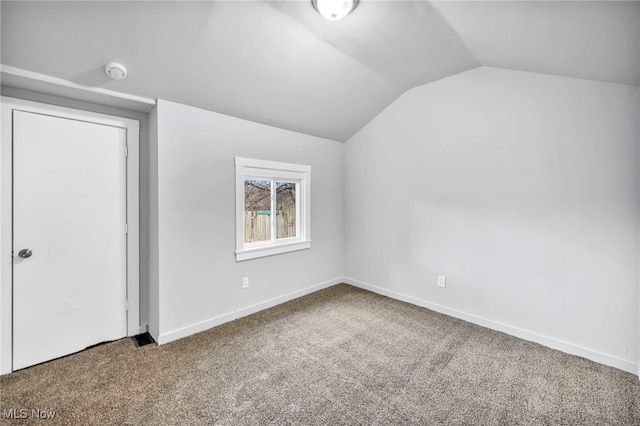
[
  {"left": 244, "top": 179, "right": 271, "bottom": 243},
  {"left": 276, "top": 181, "right": 296, "bottom": 239}
]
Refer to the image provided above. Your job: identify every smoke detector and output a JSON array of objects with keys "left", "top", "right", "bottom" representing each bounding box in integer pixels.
[{"left": 105, "top": 62, "right": 127, "bottom": 80}]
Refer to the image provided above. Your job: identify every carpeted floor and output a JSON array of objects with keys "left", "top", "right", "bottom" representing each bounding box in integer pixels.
[{"left": 1, "top": 284, "right": 639, "bottom": 425}]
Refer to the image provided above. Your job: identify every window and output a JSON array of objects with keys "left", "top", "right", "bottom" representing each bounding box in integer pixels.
[{"left": 235, "top": 157, "right": 311, "bottom": 261}]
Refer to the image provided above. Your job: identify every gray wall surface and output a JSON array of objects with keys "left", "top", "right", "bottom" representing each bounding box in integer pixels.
[
  {"left": 151, "top": 100, "right": 344, "bottom": 341},
  {"left": 344, "top": 67, "right": 640, "bottom": 370}
]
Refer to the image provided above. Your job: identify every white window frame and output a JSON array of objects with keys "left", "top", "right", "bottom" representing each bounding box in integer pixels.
[{"left": 235, "top": 157, "right": 311, "bottom": 261}]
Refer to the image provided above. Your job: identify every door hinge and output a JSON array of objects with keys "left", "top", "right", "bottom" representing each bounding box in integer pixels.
[
  {"left": 125, "top": 146, "right": 128, "bottom": 158},
  {"left": 125, "top": 223, "right": 128, "bottom": 234},
  {"left": 125, "top": 300, "right": 129, "bottom": 311}
]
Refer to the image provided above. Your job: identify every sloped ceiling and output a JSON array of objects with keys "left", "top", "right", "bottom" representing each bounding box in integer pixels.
[
  {"left": 433, "top": 1, "right": 640, "bottom": 87},
  {"left": 1, "top": 1, "right": 638, "bottom": 142}
]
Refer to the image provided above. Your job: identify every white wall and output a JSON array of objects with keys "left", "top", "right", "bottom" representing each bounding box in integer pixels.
[
  {"left": 344, "top": 67, "right": 640, "bottom": 373},
  {"left": 151, "top": 100, "right": 344, "bottom": 343}
]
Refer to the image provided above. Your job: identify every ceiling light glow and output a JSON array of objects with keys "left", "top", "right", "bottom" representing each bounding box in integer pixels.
[{"left": 312, "top": 0, "right": 359, "bottom": 21}]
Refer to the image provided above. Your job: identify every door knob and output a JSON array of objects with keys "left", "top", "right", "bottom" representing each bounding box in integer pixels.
[{"left": 18, "top": 249, "right": 32, "bottom": 258}]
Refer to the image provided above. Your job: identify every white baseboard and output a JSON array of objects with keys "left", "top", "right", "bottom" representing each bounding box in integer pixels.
[
  {"left": 156, "top": 277, "right": 343, "bottom": 345},
  {"left": 343, "top": 277, "right": 638, "bottom": 375}
]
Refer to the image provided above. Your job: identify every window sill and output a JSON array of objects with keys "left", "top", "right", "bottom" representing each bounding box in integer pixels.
[{"left": 235, "top": 240, "right": 311, "bottom": 261}]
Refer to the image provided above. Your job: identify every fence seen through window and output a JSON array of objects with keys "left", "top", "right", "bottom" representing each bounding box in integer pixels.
[{"left": 244, "top": 179, "right": 296, "bottom": 243}]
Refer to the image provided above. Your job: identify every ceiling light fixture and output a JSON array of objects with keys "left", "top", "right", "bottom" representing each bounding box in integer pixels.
[
  {"left": 105, "top": 62, "right": 127, "bottom": 80},
  {"left": 312, "top": 0, "right": 358, "bottom": 21}
]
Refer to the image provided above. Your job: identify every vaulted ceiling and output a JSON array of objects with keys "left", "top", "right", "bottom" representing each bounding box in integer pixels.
[{"left": 1, "top": 1, "right": 639, "bottom": 142}]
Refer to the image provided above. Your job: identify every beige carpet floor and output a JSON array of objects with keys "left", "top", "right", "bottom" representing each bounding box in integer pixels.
[{"left": 1, "top": 284, "right": 639, "bottom": 425}]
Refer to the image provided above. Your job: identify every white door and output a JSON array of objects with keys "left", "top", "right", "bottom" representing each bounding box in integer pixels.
[{"left": 12, "top": 110, "right": 128, "bottom": 370}]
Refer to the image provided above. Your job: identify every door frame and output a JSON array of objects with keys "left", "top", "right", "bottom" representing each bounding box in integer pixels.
[{"left": 0, "top": 97, "right": 140, "bottom": 374}]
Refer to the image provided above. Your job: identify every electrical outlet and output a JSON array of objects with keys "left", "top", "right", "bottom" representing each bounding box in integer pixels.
[
  {"left": 437, "top": 275, "right": 446, "bottom": 288},
  {"left": 242, "top": 277, "right": 249, "bottom": 289}
]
